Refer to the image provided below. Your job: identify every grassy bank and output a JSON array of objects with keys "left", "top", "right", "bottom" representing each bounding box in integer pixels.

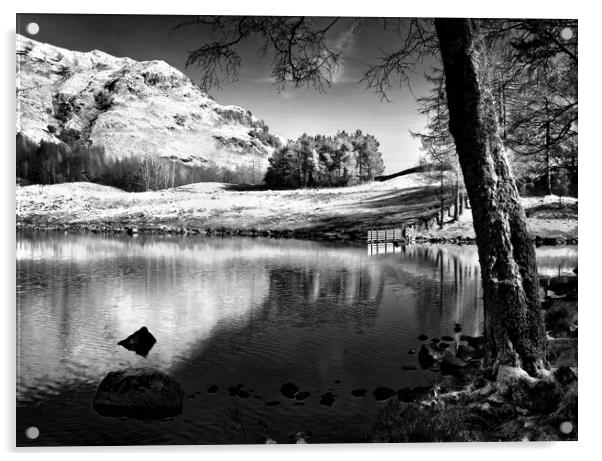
[
  {"left": 415, "top": 194, "right": 578, "bottom": 242},
  {"left": 372, "top": 369, "right": 578, "bottom": 442},
  {"left": 16, "top": 175, "right": 578, "bottom": 241}
]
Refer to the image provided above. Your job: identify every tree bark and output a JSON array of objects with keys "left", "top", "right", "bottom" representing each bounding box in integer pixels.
[
  {"left": 435, "top": 19, "right": 547, "bottom": 376},
  {"left": 545, "top": 120, "right": 552, "bottom": 195},
  {"left": 453, "top": 177, "right": 460, "bottom": 221},
  {"left": 439, "top": 176, "right": 445, "bottom": 228}
]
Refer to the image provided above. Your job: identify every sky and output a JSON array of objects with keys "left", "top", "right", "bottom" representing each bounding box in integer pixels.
[{"left": 16, "top": 14, "right": 437, "bottom": 173}]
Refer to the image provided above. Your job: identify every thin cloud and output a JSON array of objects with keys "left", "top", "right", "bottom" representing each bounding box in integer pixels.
[
  {"left": 280, "top": 90, "right": 296, "bottom": 99},
  {"left": 254, "top": 24, "right": 359, "bottom": 87},
  {"left": 330, "top": 26, "right": 357, "bottom": 84}
]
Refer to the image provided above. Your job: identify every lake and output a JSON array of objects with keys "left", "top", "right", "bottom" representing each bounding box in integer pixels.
[{"left": 16, "top": 232, "right": 577, "bottom": 445}]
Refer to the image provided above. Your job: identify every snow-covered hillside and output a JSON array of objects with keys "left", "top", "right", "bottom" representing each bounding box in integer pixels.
[{"left": 16, "top": 34, "right": 279, "bottom": 174}]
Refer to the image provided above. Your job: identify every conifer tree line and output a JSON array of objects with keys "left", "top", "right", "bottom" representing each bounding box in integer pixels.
[
  {"left": 413, "top": 19, "right": 577, "bottom": 198},
  {"left": 264, "top": 130, "right": 385, "bottom": 189}
]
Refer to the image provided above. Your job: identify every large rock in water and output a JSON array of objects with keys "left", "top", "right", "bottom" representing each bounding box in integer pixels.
[
  {"left": 118, "top": 326, "right": 157, "bottom": 356},
  {"left": 93, "top": 367, "right": 183, "bottom": 419}
]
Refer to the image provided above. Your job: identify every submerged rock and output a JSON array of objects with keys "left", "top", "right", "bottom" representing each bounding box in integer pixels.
[
  {"left": 441, "top": 335, "right": 454, "bottom": 342},
  {"left": 265, "top": 401, "right": 282, "bottom": 407},
  {"left": 418, "top": 334, "right": 429, "bottom": 341},
  {"left": 227, "top": 384, "right": 251, "bottom": 398},
  {"left": 92, "top": 367, "right": 183, "bottom": 419},
  {"left": 351, "top": 389, "right": 367, "bottom": 397},
  {"left": 319, "top": 392, "right": 336, "bottom": 407},
  {"left": 281, "top": 382, "right": 300, "bottom": 399},
  {"left": 372, "top": 387, "right": 397, "bottom": 402},
  {"left": 295, "top": 391, "right": 311, "bottom": 401},
  {"left": 117, "top": 326, "right": 157, "bottom": 357},
  {"left": 207, "top": 384, "right": 219, "bottom": 393},
  {"left": 228, "top": 384, "right": 243, "bottom": 396}
]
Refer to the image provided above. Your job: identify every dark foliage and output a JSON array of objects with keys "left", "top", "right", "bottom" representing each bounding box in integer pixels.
[
  {"left": 16, "top": 134, "right": 260, "bottom": 191},
  {"left": 264, "top": 130, "right": 384, "bottom": 189}
]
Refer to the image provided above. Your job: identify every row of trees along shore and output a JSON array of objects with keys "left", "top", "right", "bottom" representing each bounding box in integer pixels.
[
  {"left": 265, "top": 130, "right": 385, "bottom": 189},
  {"left": 17, "top": 128, "right": 385, "bottom": 191}
]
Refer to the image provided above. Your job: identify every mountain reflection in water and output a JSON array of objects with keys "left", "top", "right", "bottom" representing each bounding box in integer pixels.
[{"left": 16, "top": 233, "right": 577, "bottom": 445}]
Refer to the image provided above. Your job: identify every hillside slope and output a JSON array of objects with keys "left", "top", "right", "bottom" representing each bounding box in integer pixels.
[
  {"left": 16, "top": 174, "right": 577, "bottom": 241},
  {"left": 16, "top": 34, "right": 279, "bottom": 175}
]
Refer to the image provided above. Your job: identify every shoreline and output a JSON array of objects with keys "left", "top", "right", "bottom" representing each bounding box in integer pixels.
[
  {"left": 15, "top": 222, "right": 578, "bottom": 246},
  {"left": 16, "top": 180, "right": 578, "bottom": 246}
]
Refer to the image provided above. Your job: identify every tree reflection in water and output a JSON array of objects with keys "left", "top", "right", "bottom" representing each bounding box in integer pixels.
[{"left": 17, "top": 233, "right": 576, "bottom": 445}]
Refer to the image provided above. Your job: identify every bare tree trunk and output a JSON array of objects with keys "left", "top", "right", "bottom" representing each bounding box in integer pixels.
[
  {"left": 439, "top": 175, "right": 445, "bottom": 228},
  {"left": 453, "top": 176, "right": 460, "bottom": 221},
  {"left": 435, "top": 19, "right": 547, "bottom": 376},
  {"left": 545, "top": 121, "right": 552, "bottom": 195},
  {"left": 171, "top": 160, "right": 175, "bottom": 189}
]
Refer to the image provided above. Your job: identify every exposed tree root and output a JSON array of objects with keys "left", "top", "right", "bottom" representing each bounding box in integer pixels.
[{"left": 373, "top": 364, "right": 577, "bottom": 442}]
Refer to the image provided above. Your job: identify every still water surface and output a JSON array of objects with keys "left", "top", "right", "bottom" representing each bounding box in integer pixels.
[{"left": 16, "top": 232, "right": 577, "bottom": 445}]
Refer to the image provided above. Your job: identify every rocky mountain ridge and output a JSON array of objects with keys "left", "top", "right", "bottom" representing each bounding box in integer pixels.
[{"left": 16, "top": 34, "right": 280, "bottom": 176}]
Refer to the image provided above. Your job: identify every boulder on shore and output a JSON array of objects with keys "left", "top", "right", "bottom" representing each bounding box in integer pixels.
[
  {"left": 93, "top": 367, "right": 183, "bottom": 419},
  {"left": 118, "top": 326, "right": 157, "bottom": 356}
]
